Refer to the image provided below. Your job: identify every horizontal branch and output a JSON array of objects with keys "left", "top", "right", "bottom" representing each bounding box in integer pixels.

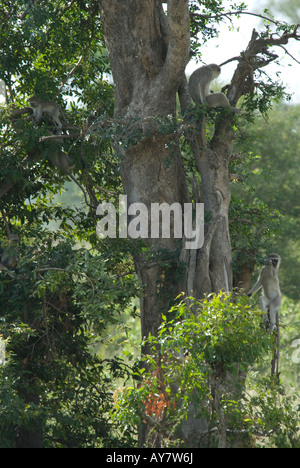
[
  {"left": 205, "top": 10, "right": 283, "bottom": 27},
  {"left": 39, "top": 133, "right": 82, "bottom": 142}
]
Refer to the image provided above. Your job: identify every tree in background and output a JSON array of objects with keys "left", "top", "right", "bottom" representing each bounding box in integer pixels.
[{"left": 232, "top": 104, "right": 300, "bottom": 300}]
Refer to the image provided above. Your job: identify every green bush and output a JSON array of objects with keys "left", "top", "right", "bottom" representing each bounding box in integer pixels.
[{"left": 113, "top": 293, "right": 300, "bottom": 447}]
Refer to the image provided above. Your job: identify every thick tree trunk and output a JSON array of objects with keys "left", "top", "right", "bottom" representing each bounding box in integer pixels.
[
  {"left": 121, "top": 134, "right": 190, "bottom": 345},
  {"left": 99, "top": 0, "right": 191, "bottom": 347},
  {"left": 99, "top": 0, "right": 233, "bottom": 447}
]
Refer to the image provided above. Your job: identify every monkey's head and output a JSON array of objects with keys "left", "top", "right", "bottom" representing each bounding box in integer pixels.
[
  {"left": 208, "top": 64, "right": 221, "bottom": 78},
  {"left": 28, "top": 96, "right": 41, "bottom": 107},
  {"left": 266, "top": 253, "right": 281, "bottom": 268}
]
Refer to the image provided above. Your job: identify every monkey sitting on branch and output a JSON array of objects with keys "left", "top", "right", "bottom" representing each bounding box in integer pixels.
[
  {"left": 28, "top": 96, "right": 73, "bottom": 131},
  {"left": 247, "top": 253, "right": 281, "bottom": 333},
  {"left": 188, "top": 63, "right": 239, "bottom": 112},
  {"left": 26, "top": 97, "right": 96, "bottom": 209}
]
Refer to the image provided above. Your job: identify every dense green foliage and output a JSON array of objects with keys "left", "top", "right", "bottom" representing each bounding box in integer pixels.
[
  {"left": 114, "top": 294, "right": 299, "bottom": 447},
  {"left": 0, "top": 0, "right": 138, "bottom": 448}
]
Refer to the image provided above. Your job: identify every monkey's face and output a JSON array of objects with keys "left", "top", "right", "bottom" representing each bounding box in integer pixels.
[
  {"left": 28, "top": 96, "right": 40, "bottom": 107},
  {"left": 266, "top": 254, "right": 280, "bottom": 268},
  {"left": 210, "top": 64, "right": 221, "bottom": 78}
]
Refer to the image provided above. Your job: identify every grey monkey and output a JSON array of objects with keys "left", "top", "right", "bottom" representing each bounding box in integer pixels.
[
  {"left": 206, "top": 92, "right": 230, "bottom": 108},
  {"left": 188, "top": 64, "right": 240, "bottom": 111},
  {"left": 28, "top": 96, "right": 68, "bottom": 129},
  {"left": 188, "top": 64, "right": 221, "bottom": 104},
  {"left": 28, "top": 98, "right": 95, "bottom": 209},
  {"left": 248, "top": 253, "right": 281, "bottom": 332},
  {"left": 206, "top": 92, "right": 241, "bottom": 113},
  {"left": 48, "top": 150, "right": 96, "bottom": 210}
]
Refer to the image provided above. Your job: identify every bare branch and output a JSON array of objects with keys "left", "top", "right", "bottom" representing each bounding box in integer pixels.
[
  {"left": 226, "top": 26, "right": 300, "bottom": 105},
  {"left": 209, "top": 10, "right": 283, "bottom": 27},
  {"left": 39, "top": 133, "right": 82, "bottom": 142},
  {"left": 191, "top": 9, "right": 286, "bottom": 28},
  {"left": 55, "top": 55, "right": 83, "bottom": 97},
  {"left": 277, "top": 45, "right": 300, "bottom": 65}
]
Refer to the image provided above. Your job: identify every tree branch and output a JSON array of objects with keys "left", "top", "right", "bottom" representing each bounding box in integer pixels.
[
  {"left": 277, "top": 45, "right": 300, "bottom": 65},
  {"left": 55, "top": 55, "right": 83, "bottom": 97},
  {"left": 204, "top": 10, "right": 283, "bottom": 27},
  {"left": 227, "top": 25, "right": 300, "bottom": 105}
]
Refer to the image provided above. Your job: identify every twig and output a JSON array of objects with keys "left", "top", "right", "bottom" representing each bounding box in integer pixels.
[
  {"left": 55, "top": 55, "right": 83, "bottom": 97},
  {"left": 277, "top": 45, "right": 300, "bottom": 65},
  {"left": 193, "top": 10, "right": 283, "bottom": 27}
]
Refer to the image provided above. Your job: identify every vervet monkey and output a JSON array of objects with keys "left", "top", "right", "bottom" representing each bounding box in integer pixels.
[
  {"left": 49, "top": 150, "right": 74, "bottom": 173},
  {"left": 188, "top": 64, "right": 221, "bottom": 105},
  {"left": 248, "top": 253, "right": 281, "bottom": 332},
  {"left": 206, "top": 92, "right": 230, "bottom": 108},
  {"left": 0, "top": 233, "right": 19, "bottom": 272},
  {"left": 28, "top": 96, "right": 68, "bottom": 130},
  {"left": 206, "top": 92, "right": 241, "bottom": 113},
  {"left": 27, "top": 98, "right": 95, "bottom": 209}
]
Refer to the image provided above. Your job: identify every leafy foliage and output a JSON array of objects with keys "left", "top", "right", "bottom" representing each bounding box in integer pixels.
[
  {"left": 113, "top": 293, "right": 300, "bottom": 447},
  {"left": 0, "top": 0, "right": 139, "bottom": 447},
  {"left": 0, "top": 231, "right": 138, "bottom": 448}
]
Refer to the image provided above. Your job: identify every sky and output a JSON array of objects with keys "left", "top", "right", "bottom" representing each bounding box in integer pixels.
[{"left": 185, "top": 0, "right": 300, "bottom": 103}]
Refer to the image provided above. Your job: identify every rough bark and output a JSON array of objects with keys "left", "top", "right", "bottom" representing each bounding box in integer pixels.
[{"left": 99, "top": 0, "right": 191, "bottom": 346}]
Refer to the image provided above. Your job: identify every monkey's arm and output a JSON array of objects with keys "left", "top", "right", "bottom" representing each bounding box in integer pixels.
[
  {"left": 247, "top": 275, "right": 262, "bottom": 297},
  {"left": 33, "top": 108, "right": 42, "bottom": 121}
]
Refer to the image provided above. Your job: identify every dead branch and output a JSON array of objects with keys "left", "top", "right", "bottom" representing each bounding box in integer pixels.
[{"left": 227, "top": 26, "right": 300, "bottom": 105}]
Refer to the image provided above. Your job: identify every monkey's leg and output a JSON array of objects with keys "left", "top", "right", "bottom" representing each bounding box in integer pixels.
[
  {"left": 269, "top": 297, "right": 280, "bottom": 333},
  {"left": 53, "top": 117, "right": 63, "bottom": 129},
  {"left": 260, "top": 296, "right": 270, "bottom": 328}
]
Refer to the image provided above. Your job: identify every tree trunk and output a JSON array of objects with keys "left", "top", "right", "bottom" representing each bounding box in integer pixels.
[
  {"left": 190, "top": 116, "right": 234, "bottom": 298},
  {"left": 99, "top": 0, "right": 233, "bottom": 447},
  {"left": 99, "top": 0, "right": 191, "bottom": 348}
]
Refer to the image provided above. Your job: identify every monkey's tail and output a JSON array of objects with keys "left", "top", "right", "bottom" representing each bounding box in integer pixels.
[{"left": 67, "top": 172, "right": 96, "bottom": 210}]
